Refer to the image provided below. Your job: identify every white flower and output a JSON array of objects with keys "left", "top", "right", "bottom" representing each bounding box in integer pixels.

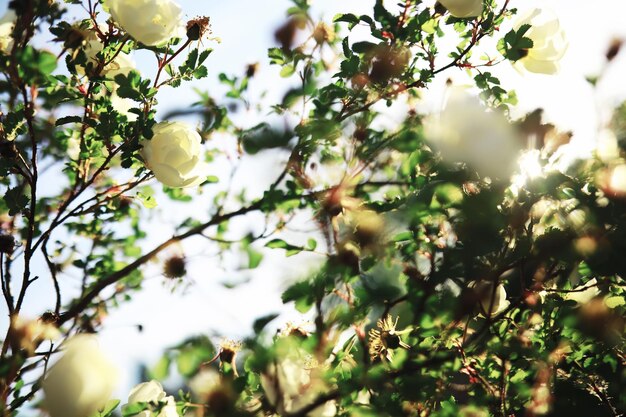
[
  {"left": 128, "top": 380, "right": 167, "bottom": 404},
  {"left": 77, "top": 26, "right": 135, "bottom": 77},
  {"left": 73, "top": 26, "right": 138, "bottom": 120},
  {"left": 140, "top": 122, "right": 209, "bottom": 188},
  {"left": 564, "top": 278, "right": 601, "bottom": 304},
  {"left": 126, "top": 380, "right": 179, "bottom": 417},
  {"left": 42, "top": 334, "right": 119, "bottom": 417},
  {"left": 106, "top": 0, "right": 184, "bottom": 46},
  {"left": 468, "top": 280, "right": 510, "bottom": 316},
  {"left": 10, "top": 315, "right": 60, "bottom": 353},
  {"left": 423, "top": 88, "right": 521, "bottom": 179},
  {"left": 512, "top": 8, "right": 568, "bottom": 74},
  {"left": 189, "top": 368, "right": 221, "bottom": 399},
  {"left": 608, "top": 164, "right": 626, "bottom": 196},
  {"left": 261, "top": 349, "right": 336, "bottom": 417},
  {"left": 438, "top": 0, "right": 483, "bottom": 18},
  {"left": 0, "top": 9, "right": 16, "bottom": 54}
]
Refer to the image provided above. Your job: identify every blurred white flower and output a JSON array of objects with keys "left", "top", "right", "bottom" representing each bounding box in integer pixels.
[
  {"left": 126, "top": 380, "right": 179, "bottom": 417},
  {"left": 106, "top": 0, "right": 184, "bottom": 46},
  {"left": 596, "top": 129, "right": 619, "bottom": 162},
  {"left": 67, "top": 133, "right": 81, "bottom": 160},
  {"left": 564, "top": 278, "right": 601, "bottom": 304},
  {"left": 513, "top": 8, "right": 568, "bottom": 74},
  {"left": 608, "top": 163, "right": 626, "bottom": 196},
  {"left": 0, "top": 9, "right": 16, "bottom": 54},
  {"left": 261, "top": 348, "right": 336, "bottom": 417},
  {"left": 423, "top": 88, "right": 521, "bottom": 179},
  {"left": 189, "top": 368, "right": 220, "bottom": 399},
  {"left": 140, "top": 122, "right": 209, "bottom": 188},
  {"left": 42, "top": 334, "right": 119, "bottom": 417},
  {"left": 438, "top": 0, "right": 483, "bottom": 18},
  {"left": 77, "top": 26, "right": 135, "bottom": 77},
  {"left": 469, "top": 280, "right": 510, "bottom": 316},
  {"left": 10, "top": 315, "right": 60, "bottom": 353}
]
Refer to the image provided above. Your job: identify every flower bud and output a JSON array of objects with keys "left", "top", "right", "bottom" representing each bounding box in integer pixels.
[
  {"left": 0, "top": 140, "right": 18, "bottom": 159},
  {"left": 605, "top": 38, "right": 622, "bottom": 62},
  {"left": 163, "top": 255, "right": 186, "bottom": 278},
  {"left": 0, "top": 233, "right": 15, "bottom": 253},
  {"left": 186, "top": 16, "right": 210, "bottom": 41}
]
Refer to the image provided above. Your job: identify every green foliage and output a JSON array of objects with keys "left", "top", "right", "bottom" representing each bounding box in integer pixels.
[
  {"left": 0, "top": 1, "right": 624, "bottom": 417},
  {"left": 498, "top": 24, "right": 534, "bottom": 61}
]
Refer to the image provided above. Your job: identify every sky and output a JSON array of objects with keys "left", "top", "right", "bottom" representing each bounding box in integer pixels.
[{"left": 2, "top": 0, "right": 626, "bottom": 404}]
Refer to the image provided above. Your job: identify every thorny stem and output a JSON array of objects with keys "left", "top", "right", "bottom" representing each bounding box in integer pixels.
[{"left": 153, "top": 37, "right": 193, "bottom": 89}]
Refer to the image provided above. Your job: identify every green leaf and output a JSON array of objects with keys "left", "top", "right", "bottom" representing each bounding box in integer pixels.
[
  {"left": 55, "top": 116, "right": 82, "bottom": 126},
  {"left": 265, "top": 239, "right": 303, "bottom": 256},
  {"left": 247, "top": 247, "right": 264, "bottom": 269},
  {"left": 253, "top": 313, "right": 279, "bottom": 333},
  {"left": 280, "top": 65, "right": 296, "bottom": 78},
  {"left": 90, "top": 400, "right": 121, "bottom": 417},
  {"left": 137, "top": 191, "right": 157, "bottom": 209},
  {"left": 149, "top": 355, "right": 171, "bottom": 380},
  {"left": 282, "top": 281, "right": 314, "bottom": 313},
  {"left": 499, "top": 25, "right": 534, "bottom": 62},
  {"left": 198, "top": 49, "right": 213, "bottom": 65},
  {"left": 4, "top": 187, "right": 29, "bottom": 216},
  {"left": 122, "top": 402, "right": 148, "bottom": 417},
  {"left": 193, "top": 66, "right": 208, "bottom": 79},
  {"left": 352, "top": 41, "right": 377, "bottom": 54}
]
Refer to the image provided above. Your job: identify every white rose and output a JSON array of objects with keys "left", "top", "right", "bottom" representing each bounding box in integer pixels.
[
  {"left": 77, "top": 26, "right": 135, "bottom": 77},
  {"left": 128, "top": 380, "right": 167, "bottom": 404},
  {"left": 140, "top": 122, "right": 209, "bottom": 188},
  {"left": 468, "top": 280, "right": 510, "bottom": 316},
  {"left": 42, "top": 334, "right": 119, "bottom": 417},
  {"left": 438, "top": 0, "right": 483, "bottom": 18},
  {"left": 126, "top": 380, "right": 180, "bottom": 417},
  {"left": 73, "top": 26, "right": 139, "bottom": 120},
  {"left": 423, "top": 88, "right": 521, "bottom": 180},
  {"left": 106, "top": 0, "right": 184, "bottom": 46},
  {"left": 0, "top": 9, "right": 16, "bottom": 54},
  {"left": 512, "top": 8, "right": 568, "bottom": 74}
]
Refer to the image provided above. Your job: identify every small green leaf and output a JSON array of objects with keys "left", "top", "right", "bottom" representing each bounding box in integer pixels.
[
  {"left": 253, "top": 313, "right": 279, "bottom": 333},
  {"left": 122, "top": 402, "right": 148, "bottom": 417},
  {"left": 55, "top": 116, "right": 82, "bottom": 126},
  {"left": 247, "top": 247, "right": 263, "bottom": 269},
  {"left": 4, "top": 187, "right": 29, "bottom": 216},
  {"left": 280, "top": 65, "right": 296, "bottom": 78},
  {"left": 90, "top": 399, "right": 121, "bottom": 417},
  {"left": 149, "top": 355, "right": 171, "bottom": 380}
]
